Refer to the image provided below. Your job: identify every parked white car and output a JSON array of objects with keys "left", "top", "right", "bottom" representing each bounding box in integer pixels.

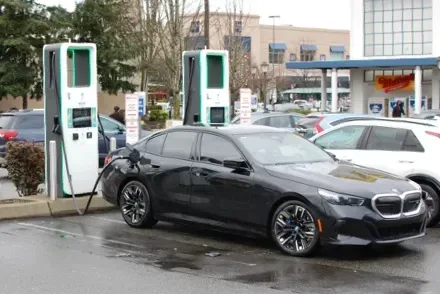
[{"left": 309, "top": 118, "right": 440, "bottom": 227}]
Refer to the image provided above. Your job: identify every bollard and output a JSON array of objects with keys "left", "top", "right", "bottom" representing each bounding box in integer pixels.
[
  {"left": 49, "top": 140, "right": 57, "bottom": 201},
  {"left": 110, "top": 137, "right": 117, "bottom": 152}
]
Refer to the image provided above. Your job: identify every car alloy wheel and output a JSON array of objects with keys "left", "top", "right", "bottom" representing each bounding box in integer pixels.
[
  {"left": 119, "top": 181, "right": 157, "bottom": 228},
  {"left": 421, "top": 183, "right": 440, "bottom": 227},
  {"left": 272, "top": 200, "right": 320, "bottom": 257}
]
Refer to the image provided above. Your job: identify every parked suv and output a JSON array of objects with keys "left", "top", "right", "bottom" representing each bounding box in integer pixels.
[
  {"left": 0, "top": 109, "right": 151, "bottom": 167},
  {"left": 229, "top": 111, "right": 304, "bottom": 131},
  {"left": 310, "top": 118, "right": 440, "bottom": 227}
]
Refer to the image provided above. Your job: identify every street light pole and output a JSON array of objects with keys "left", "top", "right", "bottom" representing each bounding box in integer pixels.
[
  {"left": 268, "top": 15, "right": 280, "bottom": 107},
  {"left": 260, "top": 62, "right": 269, "bottom": 111}
]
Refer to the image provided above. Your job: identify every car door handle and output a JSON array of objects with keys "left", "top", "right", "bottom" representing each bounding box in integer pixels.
[
  {"left": 151, "top": 163, "right": 161, "bottom": 168},
  {"left": 398, "top": 160, "right": 414, "bottom": 163}
]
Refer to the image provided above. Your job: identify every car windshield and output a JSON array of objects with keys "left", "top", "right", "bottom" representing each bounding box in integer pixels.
[
  {"left": 235, "top": 132, "right": 334, "bottom": 165},
  {"left": 0, "top": 115, "right": 15, "bottom": 129}
]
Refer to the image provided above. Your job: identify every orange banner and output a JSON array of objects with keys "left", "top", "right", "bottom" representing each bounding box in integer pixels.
[{"left": 375, "top": 74, "right": 414, "bottom": 93}]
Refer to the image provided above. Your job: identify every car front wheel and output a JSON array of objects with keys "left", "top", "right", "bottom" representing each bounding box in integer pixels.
[
  {"left": 421, "top": 184, "right": 440, "bottom": 227},
  {"left": 271, "top": 200, "right": 321, "bottom": 257},
  {"left": 119, "top": 180, "right": 158, "bottom": 228}
]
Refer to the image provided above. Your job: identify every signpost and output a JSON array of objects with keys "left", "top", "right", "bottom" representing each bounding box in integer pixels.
[
  {"left": 239, "top": 88, "right": 252, "bottom": 125},
  {"left": 135, "top": 91, "right": 146, "bottom": 116},
  {"left": 125, "top": 94, "right": 140, "bottom": 145}
]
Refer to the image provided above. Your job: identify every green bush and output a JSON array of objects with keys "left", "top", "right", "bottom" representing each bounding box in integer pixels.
[
  {"left": 149, "top": 109, "right": 169, "bottom": 121},
  {"left": 5, "top": 141, "right": 45, "bottom": 197},
  {"left": 149, "top": 105, "right": 163, "bottom": 111},
  {"left": 290, "top": 108, "right": 312, "bottom": 115}
]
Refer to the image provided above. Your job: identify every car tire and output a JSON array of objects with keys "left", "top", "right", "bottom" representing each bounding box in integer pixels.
[
  {"left": 119, "top": 180, "right": 158, "bottom": 228},
  {"left": 270, "top": 200, "right": 321, "bottom": 257},
  {"left": 420, "top": 184, "right": 440, "bottom": 227}
]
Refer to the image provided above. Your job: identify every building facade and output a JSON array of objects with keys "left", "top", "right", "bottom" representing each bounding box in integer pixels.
[
  {"left": 183, "top": 12, "right": 350, "bottom": 92},
  {"left": 287, "top": 0, "right": 439, "bottom": 115}
]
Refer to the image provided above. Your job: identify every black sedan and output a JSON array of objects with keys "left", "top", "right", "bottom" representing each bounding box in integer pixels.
[{"left": 101, "top": 125, "right": 427, "bottom": 257}]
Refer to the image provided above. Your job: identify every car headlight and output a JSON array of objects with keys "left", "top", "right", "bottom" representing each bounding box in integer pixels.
[
  {"left": 408, "top": 180, "right": 422, "bottom": 192},
  {"left": 318, "top": 189, "right": 365, "bottom": 206}
]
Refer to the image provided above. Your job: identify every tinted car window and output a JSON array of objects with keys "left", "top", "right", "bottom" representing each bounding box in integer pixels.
[
  {"left": 403, "top": 130, "right": 424, "bottom": 152},
  {"left": 144, "top": 134, "right": 166, "bottom": 155},
  {"left": 314, "top": 126, "right": 367, "bottom": 150},
  {"left": 268, "top": 116, "right": 292, "bottom": 128},
  {"left": 100, "top": 117, "right": 121, "bottom": 132},
  {"left": 366, "top": 126, "right": 408, "bottom": 151},
  {"left": 0, "top": 115, "right": 16, "bottom": 129},
  {"left": 253, "top": 118, "right": 268, "bottom": 126},
  {"left": 162, "top": 131, "right": 197, "bottom": 160},
  {"left": 200, "top": 133, "right": 242, "bottom": 165},
  {"left": 297, "top": 117, "right": 318, "bottom": 128},
  {"left": 14, "top": 115, "right": 44, "bottom": 129},
  {"left": 289, "top": 115, "right": 302, "bottom": 125}
]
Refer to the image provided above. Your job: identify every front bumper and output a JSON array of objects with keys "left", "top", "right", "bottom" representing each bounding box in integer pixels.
[{"left": 318, "top": 199, "right": 427, "bottom": 246}]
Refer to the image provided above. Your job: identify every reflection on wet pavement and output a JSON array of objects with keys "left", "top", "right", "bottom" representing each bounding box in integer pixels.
[{"left": 1, "top": 211, "right": 439, "bottom": 294}]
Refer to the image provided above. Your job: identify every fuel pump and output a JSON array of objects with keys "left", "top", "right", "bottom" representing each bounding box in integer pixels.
[
  {"left": 43, "top": 43, "right": 141, "bottom": 215},
  {"left": 182, "top": 49, "right": 230, "bottom": 126}
]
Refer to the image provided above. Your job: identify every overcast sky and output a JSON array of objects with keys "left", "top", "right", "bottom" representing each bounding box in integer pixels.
[{"left": 37, "top": 0, "right": 351, "bottom": 30}]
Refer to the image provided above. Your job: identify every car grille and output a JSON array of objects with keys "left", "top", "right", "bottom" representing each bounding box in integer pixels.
[
  {"left": 372, "top": 191, "right": 422, "bottom": 219},
  {"left": 376, "top": 222, "right": 424, "bottom": 240}
]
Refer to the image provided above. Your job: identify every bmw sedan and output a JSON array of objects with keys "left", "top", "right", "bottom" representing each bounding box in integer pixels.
[{"left": 101, "top": 125, "right": 427, "bottom": 257}]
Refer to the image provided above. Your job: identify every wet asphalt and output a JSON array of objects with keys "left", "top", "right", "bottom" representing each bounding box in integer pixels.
[{"left": 0, "top": 210, "right": 439, "bottom": 294}]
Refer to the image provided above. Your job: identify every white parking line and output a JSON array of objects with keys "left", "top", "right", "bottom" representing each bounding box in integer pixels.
[
  {"left": 88, "top": 216, "right": 125, "bottom": 224},
  {"left": 17, "top": 222, "right": 143, "bottom": 249}
]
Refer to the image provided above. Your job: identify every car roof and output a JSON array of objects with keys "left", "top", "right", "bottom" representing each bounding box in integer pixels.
[
  {"left": 335, "top": 117, "right": 438, "bottom": 129},
  {"left": 170, "top": 125, "right": 287, "bottom": 135},
  {"left": 0, "top": 109, "right": 43, "bottom": 116}
]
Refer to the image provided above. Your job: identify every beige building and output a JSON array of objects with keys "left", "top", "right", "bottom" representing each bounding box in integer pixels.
[{"left": 184, "top": 12, "right": 350, "bottom": 88}]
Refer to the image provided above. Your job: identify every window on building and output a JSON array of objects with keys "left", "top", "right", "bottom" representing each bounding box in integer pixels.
[
  {"left": 300, "top": 50, "right": 315, "bottom": 61},
  {"left": 289, "top": 53, "right": 297, "bottom": 61},
  {"left": 234, "top": 21, "right": 243, "bottom": 33},
  {"left": 269, "top": 46, "right": 285, "bottom": 64},
  {"left": 190, "top": 21, "right": 200, "bottom": 33},
  {"left": 364, "top": 0, "right": 432, "bottom": 57},
  {"left": 320, "top": 54, "right": 326, "bottom": 61}
]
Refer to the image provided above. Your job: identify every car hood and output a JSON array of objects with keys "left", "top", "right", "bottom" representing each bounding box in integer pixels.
[{"left": 264, "top": 161, "right": 417, "bottom": 199}]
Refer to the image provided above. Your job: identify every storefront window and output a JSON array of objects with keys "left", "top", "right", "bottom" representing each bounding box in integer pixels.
[
  {"left": 364, "top": 0, "right": 432, "bottom": 57},
  {"left": 364, "top": 69, "right": 433, "bottom": 82}
]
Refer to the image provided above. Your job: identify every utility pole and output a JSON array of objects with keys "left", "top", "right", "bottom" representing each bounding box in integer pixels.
[
  {"left": 204, "top": 0, "right": 210, "bottom": 48},
  {"left": 268, "top": 15, "right": 280, "bottom": 107}
]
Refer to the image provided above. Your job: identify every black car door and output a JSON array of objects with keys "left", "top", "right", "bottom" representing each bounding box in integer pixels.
[
  {"left": 145, "top": 130, "right": 198, "bottom": 219},
  {"left": 190, "top": 132, "right": 256, "bottom": 227}
]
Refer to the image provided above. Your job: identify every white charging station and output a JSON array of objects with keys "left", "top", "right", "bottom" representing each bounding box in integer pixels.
[
  {"left": 182, "top": 50, "right": 230, "bottom": 126},
  {"left": 43, "top": 43, "right": 99, "bottom": 197}
]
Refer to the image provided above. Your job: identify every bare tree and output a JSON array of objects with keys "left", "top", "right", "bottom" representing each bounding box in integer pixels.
[
  {"left": 155, "top": 0, "right": 202, "bottom": 118},
  {"left": 212, "top": 0, "right": 251, "bottom": 100},
  {"left": 133, "top": 0, "right": 163, "bottom": 94}
]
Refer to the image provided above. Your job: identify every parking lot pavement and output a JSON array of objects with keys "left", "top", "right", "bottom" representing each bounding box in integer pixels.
[{"left": 0, "top": 211, "right": 439, "bottom": 294}]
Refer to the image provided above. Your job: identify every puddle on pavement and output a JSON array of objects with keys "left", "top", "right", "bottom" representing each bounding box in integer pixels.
[{"left": 154, "top": 255, "right": 201, "bottom": 271}]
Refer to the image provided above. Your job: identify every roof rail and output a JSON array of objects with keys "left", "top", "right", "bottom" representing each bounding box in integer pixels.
[{"left": 348, "top": 117, "right": 437, "bottom": 127}]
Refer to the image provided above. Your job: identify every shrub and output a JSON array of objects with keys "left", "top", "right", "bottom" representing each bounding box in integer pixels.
[
  {"left": 149, "top": 109, "right": 169, "bottom": 121},
  {"left": 5, "top": 141, "right": 45, "bottom": 197}
]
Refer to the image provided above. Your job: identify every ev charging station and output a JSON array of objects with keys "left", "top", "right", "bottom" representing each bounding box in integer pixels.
[
  {"left": 43, "top": 43, "right": 99, "bottom": 198},
  {"left": 182, "top": 50, "right": 230, "bottom": 126}
]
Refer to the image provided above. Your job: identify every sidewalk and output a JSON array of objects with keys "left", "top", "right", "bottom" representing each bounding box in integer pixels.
[{"left": 0, "top": 168, "right": 115, "bottom": 220}]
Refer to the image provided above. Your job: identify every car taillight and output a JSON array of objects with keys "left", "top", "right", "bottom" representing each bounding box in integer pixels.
[
  {"left": 426, "top": 130, "right": 440, "bottom": 139},
  {"left": 313, "top": 117, "right": 324, "bottom": 134},
  {"left": 0, "top": 130, "right": 18, "bottom": 141},
  {"left": 104, "top": 155, "right": 112, "bottom": 166}
]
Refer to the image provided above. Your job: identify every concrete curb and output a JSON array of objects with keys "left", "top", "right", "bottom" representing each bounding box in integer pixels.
[{"left": 0, "top": 195, "right": 116, "bottom": 221}]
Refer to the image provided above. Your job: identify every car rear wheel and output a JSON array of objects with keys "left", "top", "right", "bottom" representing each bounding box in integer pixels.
[
  {"left": 271, "top": 200, "right": 320, "bottom": 257},
  {"left": 119, "top": 180, "right": 157, "bottom": 228},
  {"left": 420, "top": 184, "right": 440, "bottom": 227}
]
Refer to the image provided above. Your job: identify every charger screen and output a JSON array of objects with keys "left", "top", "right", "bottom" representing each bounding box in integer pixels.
[
  {"left": 210, "top": 107, "right": 225, "bottom": 124},
  {"left": 72, "top": 107, "right": 92, "bottom": 128}
]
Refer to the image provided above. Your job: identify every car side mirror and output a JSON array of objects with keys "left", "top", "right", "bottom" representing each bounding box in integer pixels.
[
  {"left": 118, "top": 127, "right": 125, "bottom": 134},
  {"left": 223, "top": 157, "right": 247, "bottom": 170}
]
